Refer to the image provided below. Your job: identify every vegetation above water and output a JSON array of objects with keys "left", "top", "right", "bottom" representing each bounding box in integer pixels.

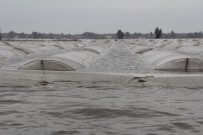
[{"left": 1, "top": 29, "right": 203, "bottom": 40}]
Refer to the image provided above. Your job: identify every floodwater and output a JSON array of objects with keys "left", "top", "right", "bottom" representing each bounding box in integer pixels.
[
  {"left": 0, "top": 40, "right": 203, "bottom": 135},
  {"left": 0, "top": 86, "right": 203, "bottom": 135}
]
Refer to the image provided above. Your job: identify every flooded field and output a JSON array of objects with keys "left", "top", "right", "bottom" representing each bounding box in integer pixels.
[
  {"left": 0, "top": 86, "right": 203, "bottom": 135},
  {"left": 0, "top": 39, "right": 203, "bottom": 134}
]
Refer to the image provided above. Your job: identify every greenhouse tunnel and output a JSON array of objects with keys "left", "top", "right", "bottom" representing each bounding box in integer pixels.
[
  {"left": 19, "top": 50, "right": 99, "bottom": 71},
  {"left": 142, "top": 50, "right": 203, "bottom": 71}
]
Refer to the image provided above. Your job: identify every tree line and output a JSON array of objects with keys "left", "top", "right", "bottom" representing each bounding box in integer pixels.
[{"left": 1, "top": 29, "right": 203, "bottom": 41}]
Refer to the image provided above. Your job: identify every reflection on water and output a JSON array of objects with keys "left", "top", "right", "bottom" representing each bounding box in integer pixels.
[{"left": 0, "top": 86, "right": 203, "bottom": 135}]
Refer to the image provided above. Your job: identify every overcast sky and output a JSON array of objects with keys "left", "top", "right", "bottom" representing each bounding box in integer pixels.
[{"left": 0, "top": 0, "right": 203, "bottom": 34}]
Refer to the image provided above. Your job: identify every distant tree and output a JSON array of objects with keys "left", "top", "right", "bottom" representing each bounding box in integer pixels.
[
  {"left": 150, "top": 32, "right": 153, "bottom": 38},
  {"left": 155, "top": 27, "right": 162, "bottom": 39},
  {"left": 124, "top": 32, "right": 130, "bottom": 39},
  {"left": 155, "top": 28, "right": 159, "bottom": 38},
  {"left": 187, "top": 32, "right": 203, "bottom": 38},
  {"left": 116, "top": 30, "right": 124, "bottom": 39},
  {"left": 32, "top": 32, "right": 39, "bottom": 39},
  {"left": 131, "top": 32, "right": 142, "bottom": 38},
  {"left": 8, "top": 31, "right": 16, "bottom": 39},
  {"left": 18, "top": 32, "right": 26, "bottom": 39},
  {"left": 60, "top": 33, "right": 65, "bottom": 39},
  {"left": 160, "top": 29, "right": 162, "bottom": 36},
  {"left": 171, "top": 31, "right": 175, "bottom": 38},
  {"left": 82, "top": 32, "right": 97, "bottom": 39},
  {"left": 38, "top": 33, "right": 43, "bottom": 39},
  {"left": 0, "top": 29, "right": 2, "bottom": 41}
]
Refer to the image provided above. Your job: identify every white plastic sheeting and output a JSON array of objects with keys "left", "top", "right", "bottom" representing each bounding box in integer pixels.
[
  {"left": 129, "top": 45, "right": 153, "bottom": 54},
  {"left": 143, "top": 50, "right": 203, "bottom": 71},
  {"left": 4, "top": 41, "right": 84, "bottom": 54},
  {"left": 178, "top": 46, "right": 203, "bottom": 54},
  {"left": 19, "top": 51, "right": 99, "bottom": 71},
  {"left": 74, "top": 46, "right": 107, "bottom": 54},
  {"left": 127, "top": 39, "right": 203, "bottom": 53},
  {"left": 0, "top": 42, "right": 24, "bottom": 58},
  {"left": 18, "top": 40, "right": 114, "bottom": 71},
  {"left": 77, "top": 40, "right": 114, "bottom": 54},
  {"left": 0, "top": 41, "right": 86, "bottom": 66}
]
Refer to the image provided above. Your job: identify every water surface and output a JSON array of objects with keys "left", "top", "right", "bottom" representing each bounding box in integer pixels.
[{"left": 0, "top": 86, "right": 203, "bottom": 135}]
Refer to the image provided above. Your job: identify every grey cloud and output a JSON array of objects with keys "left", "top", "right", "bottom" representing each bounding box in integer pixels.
[{"left": 0, "top": 0, "right": 203, "bottom": 33}]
